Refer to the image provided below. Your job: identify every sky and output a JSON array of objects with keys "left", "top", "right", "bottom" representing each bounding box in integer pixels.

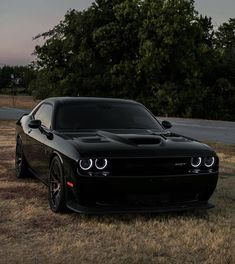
[{"left": 0, "top": 0, "right": 234, "bottom": 66}]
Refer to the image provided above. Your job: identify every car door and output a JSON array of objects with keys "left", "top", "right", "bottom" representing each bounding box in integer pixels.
[{"left": 25, "top": 103, "right": 53, "bottom": 183}]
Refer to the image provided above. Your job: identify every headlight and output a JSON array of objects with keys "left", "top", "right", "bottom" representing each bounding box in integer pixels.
[
  {"left": 95, "top": 159, "right": 108, "bottom": 170},
  {"left": 204, "top": 157, "right": 215, "bottom": 167},
  {"left": 191, "top": 157, "right": 202, "bottom": 168},
  {"left": 79, "top": 159, "right": 93, "bottom": 170}
]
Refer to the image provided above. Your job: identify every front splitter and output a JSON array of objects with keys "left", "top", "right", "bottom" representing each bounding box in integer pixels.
[{"left": 66, "top": 201, "right": 214, "bottom": 215}]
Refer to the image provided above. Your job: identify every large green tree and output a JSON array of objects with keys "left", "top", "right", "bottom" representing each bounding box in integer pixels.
[
  {"left": 202, "top": 18, "right": 235, "bottom": 120},
  {"left": 31, "top": 0, "right": 235, "bottom": 120},
  {"left": 33, "top": 0, "right": 142, "bottom": 98}
]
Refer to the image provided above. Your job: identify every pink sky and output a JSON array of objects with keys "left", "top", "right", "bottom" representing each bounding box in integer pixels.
[{"left": 0, "top": 0, "right": 234, "bottom": 66}]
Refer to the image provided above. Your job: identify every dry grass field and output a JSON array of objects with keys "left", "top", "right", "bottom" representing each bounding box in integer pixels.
[
  {"left": 0, "top": 95, "right": 39, "bottom": 109},
  {"left": 0, "top": 120, "right": 234, "bottom": 264}
]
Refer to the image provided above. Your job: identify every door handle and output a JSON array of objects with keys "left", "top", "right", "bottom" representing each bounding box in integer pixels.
[{"left": 28, "top": 129, "right": 32, "bottom": 134}]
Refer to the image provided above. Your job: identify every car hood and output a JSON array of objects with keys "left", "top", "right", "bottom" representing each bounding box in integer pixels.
[{"left": 56, "top": 129, "right": 215, "bottom": 158}]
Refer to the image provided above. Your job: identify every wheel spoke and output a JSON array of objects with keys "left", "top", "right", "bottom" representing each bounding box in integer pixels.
[
  {"left": 54, "top": 190, "right": 61, "bottom": 206},
  {"left": 17, "top": 157, "right": 22, "bottom": 165},
  {"left": 49, "top": 160, "right": 62, "bottom": 208},
  {"left": 51, "top": 164, "right": 60, "bottom": 181},
  {"left": 15, "top": 142, "right": 23, "bottom": 174}
]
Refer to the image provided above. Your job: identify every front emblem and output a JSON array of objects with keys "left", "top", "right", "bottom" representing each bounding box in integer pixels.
[{"left": 174, "top": 162, "right": 187, "bottom": 167}]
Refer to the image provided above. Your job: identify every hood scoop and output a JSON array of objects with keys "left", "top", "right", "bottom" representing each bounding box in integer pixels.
[
  {"left": 97, "top": 130, "right": 162, "bottom": 146},
  {"left": 128, "top": 137, "right": 162, "bottom": 145},
  {"left": 77, "top": 136, "right": 109, "bottom": 143}
]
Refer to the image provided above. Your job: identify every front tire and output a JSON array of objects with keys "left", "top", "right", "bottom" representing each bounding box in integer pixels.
[{"left": 48, "top": 156, "right": 67, "bottom": 213}]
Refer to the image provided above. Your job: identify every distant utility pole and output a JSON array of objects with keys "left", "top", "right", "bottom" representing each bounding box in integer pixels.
[{"left": 11, "top": 73, "right": 17, "bottom": 107}]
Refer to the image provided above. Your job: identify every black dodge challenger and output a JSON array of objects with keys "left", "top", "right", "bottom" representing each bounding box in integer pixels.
[{"left": 15, "top": 97, "right": 219, "bottom": 214}]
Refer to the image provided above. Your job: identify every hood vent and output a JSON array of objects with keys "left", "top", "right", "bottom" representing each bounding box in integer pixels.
[
  {"left": 78, "top": 136, "right": 109, "bottom": 143},
  {"left": 128, "top": 137, "right": 162, "bottom": 145},
  {"left": 97, "top": 130, "right": 162, "bottom": 146},
  {"left": 164, "top": 133, "right": 191, "bottom": 143},
  {"left": 168, "top": 137, "right": 190, "bottom": 143}
]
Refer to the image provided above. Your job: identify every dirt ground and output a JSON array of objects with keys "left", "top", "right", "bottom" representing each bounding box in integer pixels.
[
  {"left": 0, "top": 95, "right": 39, "bottom": 109},
  {"left": 0, "top": 121, "right": 234, "bottom": 264}
]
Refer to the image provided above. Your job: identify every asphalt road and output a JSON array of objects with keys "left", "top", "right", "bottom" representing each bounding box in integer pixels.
[
  {"left": 0, "top": 107, "right": 234, "bottom": 144},
  {"left": 0, "top": 107, "right": 29, "bottom": 120},
  {"left": 162, "top": 117, "right": 235, "bottom": 144}
]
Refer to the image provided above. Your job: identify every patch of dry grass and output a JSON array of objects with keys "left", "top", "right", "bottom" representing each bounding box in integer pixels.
[
  {"left": 206, "top": 142, "right": 235, "bottom": 174},
  {"left": 0, "top": 95, "right": 39, "bottom": 109},
  {"left": 0, "top": 121, "right": 234, "bottom": 264}
]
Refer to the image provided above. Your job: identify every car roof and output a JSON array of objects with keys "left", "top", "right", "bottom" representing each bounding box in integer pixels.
[{"left": 42, "top": 97, "right": 139, "bottom": 105}]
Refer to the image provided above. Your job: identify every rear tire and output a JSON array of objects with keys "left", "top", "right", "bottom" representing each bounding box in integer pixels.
[
  {"left": 15, "top": 138, "right": 30, "bottom": 178},
  {"left": 48, "top": 156, "right": 67, "bottom": 213}
]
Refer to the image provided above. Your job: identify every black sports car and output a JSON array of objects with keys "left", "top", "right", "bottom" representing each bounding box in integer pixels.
[{"left": 15, "top": 97, "right": 219, "bottom": 214}]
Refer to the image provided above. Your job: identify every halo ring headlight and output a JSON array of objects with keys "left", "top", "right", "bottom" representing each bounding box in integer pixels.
[
  {"left": 95, "top": 159, "right": 108, "bottom": 170},
  {"left": 204, "top": 157, "right": 215, "bottom": 167},
  {"left": 79, "top": 159, "right": 93, "bottom": 171},
  {"left": 191, "top": 157, "right": 202, "bottom": 168}
]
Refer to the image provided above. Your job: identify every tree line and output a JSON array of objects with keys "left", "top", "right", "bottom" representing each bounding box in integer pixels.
[
  {"left": 5, "top": 0, "right": 235, "bottom": 120},
  {"left": 0, "top": 65, "right": 35, "bottom": 93}
]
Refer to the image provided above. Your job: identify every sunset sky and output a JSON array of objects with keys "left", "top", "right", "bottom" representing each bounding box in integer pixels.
[{"left": 0, "top": 0, "right": 234, "bottom": 66}]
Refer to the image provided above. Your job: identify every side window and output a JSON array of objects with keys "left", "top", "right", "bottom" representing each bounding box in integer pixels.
[
  {"left": 34, "top": 104, "right": 53, "bottom": 129},
  {"left": 34, "top": 105, "right": 44, "bottom": 120}
]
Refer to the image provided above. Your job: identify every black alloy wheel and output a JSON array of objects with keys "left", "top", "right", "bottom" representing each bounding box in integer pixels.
[
  {"left": 15, "top": 139, "right": 29, "bottom": 178},
  {"left": 48, "top": 156, "right": 67, "bottom": 213}
]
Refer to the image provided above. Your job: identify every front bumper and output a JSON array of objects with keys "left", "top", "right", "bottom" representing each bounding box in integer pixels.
[{"left": 65, "top": 172, "right": 218, "bottom": 214}]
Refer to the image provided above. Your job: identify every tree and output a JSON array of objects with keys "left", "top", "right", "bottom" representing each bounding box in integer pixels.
[
  {"left": 0, "top": 66, "right": 35, "bottom": 93},
  {"left": 31, "top": 0, "right": 235, "bottom": 120},
  {"left": 201, "top": 18, "right": 235, "bottom": 121},
  {"left": 0, "top": 66, "right": 13, "bottom": 89},
  {"left": 214, "top": 19, "right": 235, "bottom": 86},
  {"left": 33, "top": 0, "right": 142, "bottom": 98}
]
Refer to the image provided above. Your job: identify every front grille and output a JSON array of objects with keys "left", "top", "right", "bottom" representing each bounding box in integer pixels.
[{"left": 110, "top": 157, "right": 191, "bottom": 176}]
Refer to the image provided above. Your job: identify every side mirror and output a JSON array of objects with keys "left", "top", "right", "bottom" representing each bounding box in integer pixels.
[
  {"left": 162, "top": 120, "right": 172, "bottom": 129},
  {"left": 28, "top": 119, "right": 42, "bottom": 129}
]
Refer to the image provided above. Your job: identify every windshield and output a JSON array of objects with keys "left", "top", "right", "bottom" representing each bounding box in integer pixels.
[{"left": 55, "top": 102, "right": 162, "bottom": 131}]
